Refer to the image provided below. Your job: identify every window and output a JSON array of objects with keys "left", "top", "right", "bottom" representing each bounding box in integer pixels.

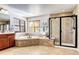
[
  {"left": 20, "top": 20, "right": 25, "bottom": 32},
  {"left": 4, "top": 24, "right": 10, "bottom": 31},
  {"left": 14, "top": 18, "right": 25, "bottom": 32},
  {"left": 0, "top": 25, "right": 3, "bottom": 32},
  {"left": 28, "top": 20, "right": 40, "bottom": 32},
  {"left": 0, "top": 24, "right": 10, "bottom": 32}
]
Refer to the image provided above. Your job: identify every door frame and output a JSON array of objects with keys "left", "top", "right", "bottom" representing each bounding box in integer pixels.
[{"left": 49, "top": 15, "right": 77, "bottom": 48}]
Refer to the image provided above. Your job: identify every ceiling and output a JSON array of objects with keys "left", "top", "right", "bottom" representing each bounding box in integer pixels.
[{"left": 6, "top": 4, "right": 77, "bottom": 17}]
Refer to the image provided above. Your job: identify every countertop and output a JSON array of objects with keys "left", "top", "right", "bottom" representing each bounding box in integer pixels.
[{"left": 0, "top": 32, "right": 15, "bottom": 34}]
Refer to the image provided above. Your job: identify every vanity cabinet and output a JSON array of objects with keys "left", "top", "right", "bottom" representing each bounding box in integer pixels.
[{"left": 0, "top": 34, "right": 15, "bottom": 50}]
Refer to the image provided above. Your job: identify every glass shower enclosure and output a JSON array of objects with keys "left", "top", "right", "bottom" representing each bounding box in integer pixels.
[{"left": 49, "top": 15, "right": 77, "bottom": 48}]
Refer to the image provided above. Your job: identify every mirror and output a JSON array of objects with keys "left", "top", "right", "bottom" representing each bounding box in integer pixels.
[{"left": 0, "top": 8, "right": 10, "bottom": 33}]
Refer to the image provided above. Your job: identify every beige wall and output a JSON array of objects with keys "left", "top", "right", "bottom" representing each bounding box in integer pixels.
[
  {"left": 0, "top": 21, "right": 10, "bottom": 25},
  {"left": 0, "top": 21, "right": 8, "bottom": 24},
  {"left": 50, "top": 12, "right": 73, "bottom": 17}
]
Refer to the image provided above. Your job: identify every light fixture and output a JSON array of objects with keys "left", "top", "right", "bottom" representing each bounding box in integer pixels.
[{"left": 0, "top": 8, "right": 8, "bottom": 14}]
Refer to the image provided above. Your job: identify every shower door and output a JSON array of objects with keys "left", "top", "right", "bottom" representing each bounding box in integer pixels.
[
  {"left": 61, "top": 16, "right": 77, "bottom": 48},
  {"left": 49, "top": 15, "right": 77, "bottom": 48},
  {"left": 50, "top": 18, "right": 60, "bottom": 46}
]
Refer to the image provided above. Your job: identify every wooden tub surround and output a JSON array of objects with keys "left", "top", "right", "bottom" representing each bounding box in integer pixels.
[{"left": 15, "top": 38, "right": 55, "bottom": 47}]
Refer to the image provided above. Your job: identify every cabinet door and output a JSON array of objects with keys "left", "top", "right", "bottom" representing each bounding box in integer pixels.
[
  {"left": 2, "top": 38, "right": 9, "bottom": 48},
  {"left": 0, "top": 39, "right": 4, "bottom": 50},
  {"left": 8, "top": 34, "right": 15, "bottom": 47},
  {"left": 0, "top": 37, "right": 9, "bottom": 50},
  {"left": 0, "top": 35, "right": 6, "bottom": 49}
]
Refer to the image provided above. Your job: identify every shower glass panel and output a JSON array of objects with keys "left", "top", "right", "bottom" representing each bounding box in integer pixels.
[
  {"left": 61, "top": 17, "right": 76, "bottom": 46},
  {"left": 51, "top": 18, "right": 60, "bottom": 45}
]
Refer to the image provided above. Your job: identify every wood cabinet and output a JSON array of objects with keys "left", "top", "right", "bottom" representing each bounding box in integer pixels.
[{"left": 0, "top": 34, "right": 15, "bottom": 50}]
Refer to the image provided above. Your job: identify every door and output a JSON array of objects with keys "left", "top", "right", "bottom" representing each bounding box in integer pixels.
[{"left": 61, "top": 16, "right": 77, "bottom": 48}]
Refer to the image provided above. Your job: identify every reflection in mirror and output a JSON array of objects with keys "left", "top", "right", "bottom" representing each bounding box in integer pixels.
[{"left": 0, "top": 8, "right": 10, "bottom": 33}]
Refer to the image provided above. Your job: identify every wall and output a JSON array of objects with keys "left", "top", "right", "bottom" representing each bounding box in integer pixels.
[
  {"left": 50, "top": 12, "right": 73, "bottom": 17},
  {"left": 0, "top": 21, "right": 9, "bottom": 24}
]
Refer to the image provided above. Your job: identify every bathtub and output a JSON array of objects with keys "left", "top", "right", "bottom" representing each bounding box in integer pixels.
[{"left": 15, "top": 32, "right": 55, "bottom": 47}]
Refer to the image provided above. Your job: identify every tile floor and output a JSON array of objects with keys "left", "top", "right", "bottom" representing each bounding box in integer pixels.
[{"left": 0, "top": 46, "right": 79, "bottom": 55}]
